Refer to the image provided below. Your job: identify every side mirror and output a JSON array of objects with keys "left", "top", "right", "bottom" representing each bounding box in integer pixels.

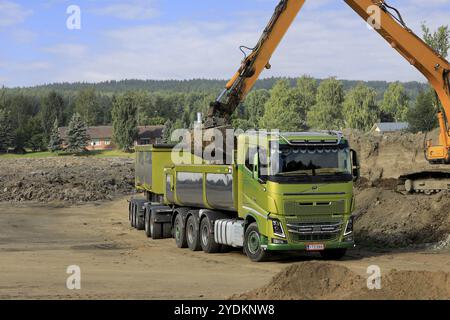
[
  {"left": 350, "top": 149, "right": 360, "bottom": 182},
  {"left": 253, "top": 153, "right": 259, "bottom": 180}
]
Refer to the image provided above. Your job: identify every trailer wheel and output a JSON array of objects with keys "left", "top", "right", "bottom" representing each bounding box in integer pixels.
[
  {"left": 320, "top": 249, "right": 347, "bottom": 260},
  {"left": 186, "top": 215, "right": 201, "bottom": 251},
  {"left": 135, "top": 206, "right": 145, "bottom": 231},
  {"left": 151, "top": 210, "right": 163, "bottom": 239},
  {"left": 131, "top": 204, "right": 136, "bottom": 228},
  {"left": 128, "top": 202, "right": 132, "bottom": 221},
  {"left": 174, "top": 214, "right": 188, "bottom": 248},
  {"left": 244, "top": 222, "right": 268, "bottom": 262},
  {"left": 144, "top": 209, "right": 152, "bottom": 238},
  {"left": 200, "top": 217, "right": 221, "bottom": 253}
]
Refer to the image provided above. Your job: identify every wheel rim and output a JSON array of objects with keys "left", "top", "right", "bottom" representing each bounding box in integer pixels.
[
  {"left": 145, "top": 213, "right": 149, "bottom": 232},
  {"left": 187, "top": 223, "right": 194, "bottom": 244},
  {"left": 201, "top": 224, "right": 209, "bottom": 246},
  {"left": 247, "top": 231, "right": 260, "bottom": 255}
]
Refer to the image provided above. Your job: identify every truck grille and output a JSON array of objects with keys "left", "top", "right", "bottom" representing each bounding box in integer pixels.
[
  {"left": 287, "top": 221, "right": 343, "bottom": 242},
  {"left": 284, "top": 200, "right": 346, "bottom": 215}
]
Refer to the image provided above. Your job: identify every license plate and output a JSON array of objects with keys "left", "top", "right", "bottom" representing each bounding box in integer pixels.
[{"left": 306, "top": 243, "right": 325, "bottom": 251}]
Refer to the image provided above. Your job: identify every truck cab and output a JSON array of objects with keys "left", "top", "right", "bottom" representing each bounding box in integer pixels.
[{"left": 236, "top": 131, "right": 359, "bottom": 261}]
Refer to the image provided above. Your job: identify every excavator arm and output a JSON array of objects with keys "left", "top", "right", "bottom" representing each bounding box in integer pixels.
[
  {"left": 206, "top": 0, "right": 450, "bottom": 163},
  {"left": 205, "top": 0, "right": 306, "bottom": 127},
  {"left": 345, "top": 0, "right": 450, "bottom": 163}
]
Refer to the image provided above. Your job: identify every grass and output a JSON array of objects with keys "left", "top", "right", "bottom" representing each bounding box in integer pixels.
[{"left": 0, "top": 149, "right": 135, "bottom": 159}]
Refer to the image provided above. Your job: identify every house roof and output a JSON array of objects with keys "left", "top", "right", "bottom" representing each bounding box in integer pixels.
[
  {"left": 372, "top": 122, "right": 409, "bottom": 132},
  {"left": 58, "top": 125, "right": 164, "bottom": 140}
]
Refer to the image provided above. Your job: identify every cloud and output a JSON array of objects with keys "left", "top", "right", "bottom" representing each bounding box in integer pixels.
[
  {"left": 0, "top": 0, "right": 32, "bottom": 27},
  {"left": 91, "top": 0, "right": 158, "bottom": 20},
  {"left": 2, "top": 0, "right": 449, "bottom": 86}
]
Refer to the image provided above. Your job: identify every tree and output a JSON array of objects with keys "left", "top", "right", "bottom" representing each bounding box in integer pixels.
[
  {"left": 48, "top": 118, "right": 63, "bottom": 152},
  {"left": 343, "top": 83, "right": 380, "bottom": 131},
  {"left": 293, "top": 75, "right": 317, "bottom": 118},
  {"left": 74, "top": 88, "right": 101, "bottom": 126},
  {"left": 307, "top": 78, "right": 344, "bottom": 130},
  {"left": 66, "top": 113, "right": 90, "bottom": 153},
  {"left": 259, "top": 79, "right": 304, "bottom": 131},
  {"left": 112, "top": 92, "right": 139, "bottom": 152},
  {"left": 422, "top": 24, "right": 450, "bottom": 58},
  {"left": 422, "top": 23, "right": 450, "bottom": 113},
  {"left": 0, "top": 109, "right": 14, "bottom": 151},
  {"left": 241, "top": 89, "right": 270, "bottom": 128},
  {"left": 40, "top": 91, "right": 64, "bottom": 142},
  {"left": 381, "top": 82, "right": 410, "bottom": 121},
  {"left": 162, "top": 119, "right": 173, "bottom": 143},
  {"left": 407, "top": 90, "right": 438, "bottom": 133}
]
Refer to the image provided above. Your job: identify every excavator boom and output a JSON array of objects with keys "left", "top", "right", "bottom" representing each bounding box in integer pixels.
[{"left": 206, "top": 0, "right": 450, "bottom": 169}]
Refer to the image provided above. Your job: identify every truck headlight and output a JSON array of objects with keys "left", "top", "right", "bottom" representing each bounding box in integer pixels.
[
  {"left": 344, "top": 216, "right": 354, "bottom": 236},
  {"left": 271, "top": 219, "right": 286, "bottom": 238}
]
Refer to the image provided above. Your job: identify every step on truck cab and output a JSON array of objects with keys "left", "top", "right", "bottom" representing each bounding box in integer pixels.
[{"left": 130, "top": 130, "right": 359, "bottom": 262}]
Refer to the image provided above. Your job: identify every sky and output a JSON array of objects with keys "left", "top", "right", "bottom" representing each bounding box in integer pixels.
[{"left": 0, "top": 0, "right": 449, "bottom": 87}]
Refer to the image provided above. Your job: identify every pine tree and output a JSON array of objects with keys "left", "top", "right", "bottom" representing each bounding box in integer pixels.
[
  {"left": 67, "top": 113, "right": 90, "bottom": 153},
  {"left": 112, "top": 92, "right": 139, "bottom": 151},
  {"left": 0, "top": 109, "right": 14, "bottom": 151},
  {"left": 48, "top": 118, "right": 63, "bottom": 152}
]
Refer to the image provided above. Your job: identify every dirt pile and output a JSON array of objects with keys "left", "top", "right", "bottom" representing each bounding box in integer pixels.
[
  {"left": 0, "top": 157, "right": 135, "bottom": 204},
  {"left": 354, "top": 188, "right": 450, "bottom": 247},
  {"left": 234, "top": 261, "right": 450, "bottom": 300},
  {"left": 344, "top": 129, "right": 446, "bottom": 184}
]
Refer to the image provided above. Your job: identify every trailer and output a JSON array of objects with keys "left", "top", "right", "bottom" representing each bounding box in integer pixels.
[{"left": 129, "top": 131, "right": 359, "bottom": 262}]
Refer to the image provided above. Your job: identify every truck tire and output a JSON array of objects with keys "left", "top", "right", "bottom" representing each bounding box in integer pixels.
[
  {"left": 186, "top": 215, "right": 201, "bottom": 251},
  {"left": 244, "top": 222, "right": 268, "bottom": 262},
  {"left": 200, "top": 217, "right": 221, "bottom": 253},
  {"left": 136, "top": 207, "right": 145, "bottom": 231},
  {"left": 131, "top": 204, "right": 136, "bottom": 228},
  {"left": 174, "top": 213, "right": 188, "bottom": 248},
  {"left": 320, "top": 249, "right": 347, "bottom": 260},
  {"left": 150, "top": 210, "right": 163, "bottom": 239},
  {"left": 144, "top": 209, "right": 152, "bottom": 238},
  {"left": 128, "top": 202, "right": 132, "bottom": 221}
]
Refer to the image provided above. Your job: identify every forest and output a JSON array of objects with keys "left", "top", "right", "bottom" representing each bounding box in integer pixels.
[{"left": 0, "top": 76, "right": 438, "bottom": 153}]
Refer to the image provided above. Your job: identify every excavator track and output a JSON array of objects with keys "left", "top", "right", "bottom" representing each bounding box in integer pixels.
[{"left": 397, "top": 170, "right": 450, "bottom": 194}]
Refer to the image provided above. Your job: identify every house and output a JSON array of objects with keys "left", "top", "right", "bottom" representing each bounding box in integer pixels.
[
  {"left": 58, "top": 125, "right": 163, "bottom": 150},
  {"left": 371, "top": 122, "right": 409, "bottom": 134}
]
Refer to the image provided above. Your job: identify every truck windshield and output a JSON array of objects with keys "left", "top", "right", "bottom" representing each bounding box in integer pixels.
[{"left": 270, "top": 144, "right": 351, "bottom": 177}]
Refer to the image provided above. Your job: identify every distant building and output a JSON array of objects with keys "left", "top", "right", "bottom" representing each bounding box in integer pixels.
[
  {"left": 59, "top": 125, "right": 163, "bottom": 150},
  {"left": 371, "top": 122, "right": 409, "bottom": 134}
]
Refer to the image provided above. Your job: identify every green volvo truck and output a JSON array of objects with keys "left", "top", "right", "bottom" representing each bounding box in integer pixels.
[{"left": 129, "top": 130, "right": 359, "bottom": 262}]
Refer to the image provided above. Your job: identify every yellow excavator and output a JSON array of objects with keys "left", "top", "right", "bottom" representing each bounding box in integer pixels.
[{"left": 205, "top": 0, "right": 450, "bottom": 193}]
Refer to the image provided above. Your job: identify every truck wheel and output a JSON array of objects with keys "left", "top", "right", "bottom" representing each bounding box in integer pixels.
[
  {"left": 128, "top": 202, "right": 132, "bottom": 221},
  {"left": 186, "top": 215, "right": 201, "bottom": 251},
  {"left": 320, "top": 249, "right": 347, "bottom": 260},
  {"left": 144, "top": 209, "right": 152, "bottom": 238},
  {"left": 136, "top": 207, "right": 145, "bottom": 231},
  {"left": 200, "top": 217, "right": 221, "bottom": 253},
  {"left": 151, "top": 210, "right": 163, "bottom": 239},
  {"left": 244, "top": 222, "right": 268, "bottom": 262},
  {"left": 131, "top": 204, "right": 136, "bottom": 228},
  {"left": 174, "top": 214, "right": 188, "bottom": 248}
]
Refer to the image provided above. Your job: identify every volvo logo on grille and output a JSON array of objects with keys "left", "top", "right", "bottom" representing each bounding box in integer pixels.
[{"left": 312, "top": 185, "right": 319, "bottom": 191}]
